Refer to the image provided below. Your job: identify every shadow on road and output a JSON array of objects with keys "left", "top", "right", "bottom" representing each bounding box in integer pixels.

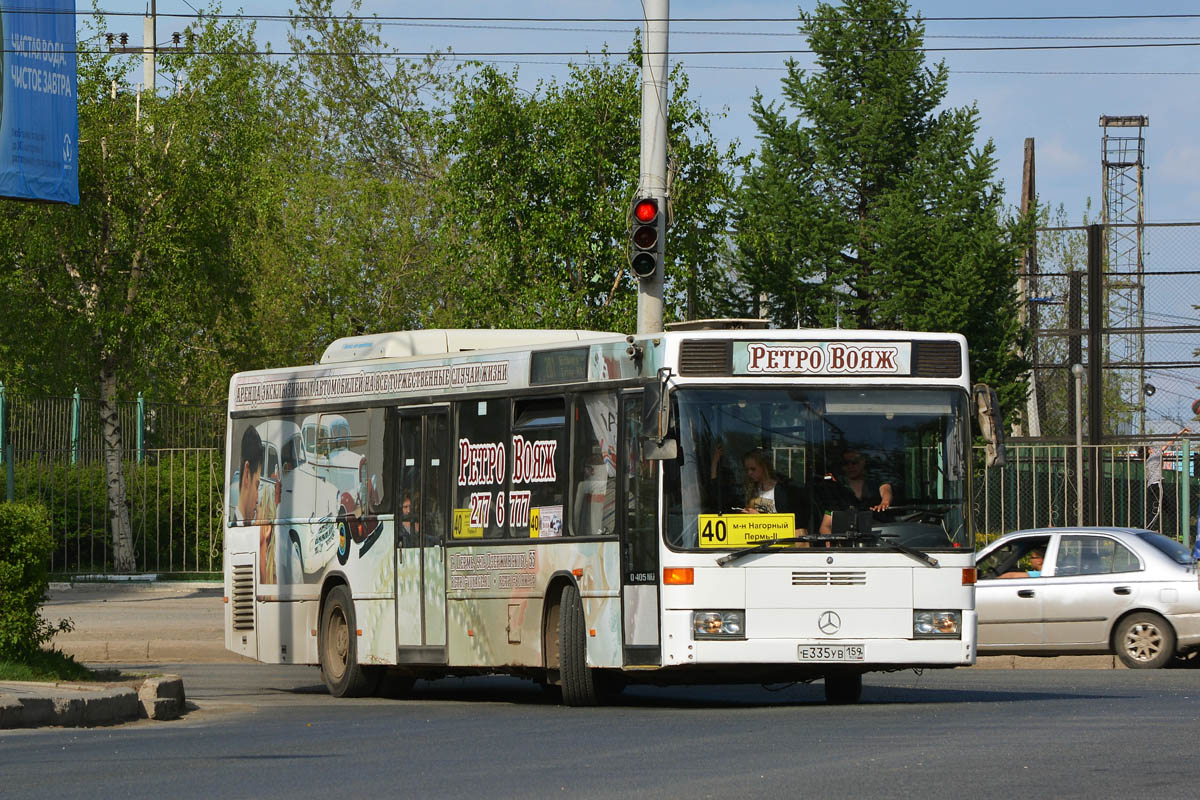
[{"left": 274, "top": 674, "right": 1120, "bottom": 709}]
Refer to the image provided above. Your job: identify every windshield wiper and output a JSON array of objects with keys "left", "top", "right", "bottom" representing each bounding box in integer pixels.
[
  {"left": 716, "top": 537, "right": 811, "bottom": 566},
  {"left": 715, "top": 533, "right": 939, "bottom": 568}
]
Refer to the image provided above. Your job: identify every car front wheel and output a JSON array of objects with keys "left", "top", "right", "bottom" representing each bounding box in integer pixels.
[{"left": 1114, "top": 612, "right": 1176, "bottom": 669}]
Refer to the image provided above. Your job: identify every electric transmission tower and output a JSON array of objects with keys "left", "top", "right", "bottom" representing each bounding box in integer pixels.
[{"left": 1099, "top": 115, "right": 1149, "bottom": 437}]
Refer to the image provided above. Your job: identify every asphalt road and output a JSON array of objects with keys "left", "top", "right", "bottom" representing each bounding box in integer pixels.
[
  {"left": 7, "top": 584, "right": 1197, "bottom": 798},
  {"left": 3, "top": 666, "right": 1198, "bottom": 799}
]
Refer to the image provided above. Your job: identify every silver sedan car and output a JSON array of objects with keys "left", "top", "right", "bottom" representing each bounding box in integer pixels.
[{"left": 975, "top": 527, "right": 1200, "bottom": 668}]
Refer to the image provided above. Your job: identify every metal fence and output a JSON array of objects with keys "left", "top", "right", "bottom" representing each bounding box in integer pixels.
[
  {"left": 1, "top": 388, "right": 224, "bottom": 461},
  {"left": 1, "top": 388, "right": 227, "bottom": 575},
  {"left": 975, "top": 443, "right": 1199, "bottom": 547},
  {"left": 4, "top": 442, "right": 1195, "bottom": 577},
  {"left": 10, "top": 447, "right": 224, "bottom": 575}
]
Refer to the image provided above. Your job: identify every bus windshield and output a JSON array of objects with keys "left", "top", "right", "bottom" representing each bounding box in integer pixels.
[{"left": 664, "top": 387, "right": 971, "bottom": 551}]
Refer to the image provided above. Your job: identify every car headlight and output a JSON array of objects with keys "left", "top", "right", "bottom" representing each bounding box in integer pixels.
[
  {"left": 693, "top": 610, "right": 746, "bottom": 640},
  {"left": 914, "top": 610, "right": 961, "bottom": 638}
]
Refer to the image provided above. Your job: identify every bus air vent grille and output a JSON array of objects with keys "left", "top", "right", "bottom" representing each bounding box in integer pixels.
[
  {"left": 231, "top": 563, "right": 256, "bottom": 631},
  {"left": 912, "top": 341, "right": 962, "bottom": 378},
  {"left": 678, "top": 340, "right": 732, "bottom": 376},
  {"left": 791, "top": 570, "right": 867, "bottom": 586}
]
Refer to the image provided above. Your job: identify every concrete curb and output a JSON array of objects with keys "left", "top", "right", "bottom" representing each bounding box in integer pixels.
[
  {"left": 0, "top": 674, "right": 186, "bottom": 729},
  {"left": 138, "top": 675, "right": 186, "bottom": 720},
  {"left": 49, "top": 581, "right": 221, "bottom": 593}
]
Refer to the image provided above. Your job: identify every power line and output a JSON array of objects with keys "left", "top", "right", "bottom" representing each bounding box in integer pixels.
[
  {"left": 38, "top": 40, "right": 1200, "bottom": 58},
  {"left": 74, "top": 11, "right": 1200, "bottom": 23},
  {"left": 11, "top": 7, "right": 1200, "bottom": 24}
]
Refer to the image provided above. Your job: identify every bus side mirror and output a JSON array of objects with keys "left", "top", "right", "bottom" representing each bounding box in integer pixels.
[
  {"left": 641, "top": 367, "right": 677, "bottom": 461},
  {"left": 973, "top": 383, "right": 1007, "bottom": 467}
]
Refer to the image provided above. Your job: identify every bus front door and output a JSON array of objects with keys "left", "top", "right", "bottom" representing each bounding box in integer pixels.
[{"left": 395, "top": 407, "right": 450, "bottom": 661}]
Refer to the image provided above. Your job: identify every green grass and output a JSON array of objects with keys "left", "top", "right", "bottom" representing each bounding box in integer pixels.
[{"left": 0, "top": 648, "right": 102, "bottom": 682}]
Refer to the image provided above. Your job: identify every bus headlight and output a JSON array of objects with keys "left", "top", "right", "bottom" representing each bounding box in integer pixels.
[
  {"left": 693, "top": 610, "right": 746, "bottom": 640},
  {"left": 914, "top": 610, "right": 961, "bottom": 638}
]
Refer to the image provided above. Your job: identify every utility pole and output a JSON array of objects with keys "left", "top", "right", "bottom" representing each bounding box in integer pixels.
[
  {"left": 636, "top": 0, "right": 669, "bottom": 335},
  {"left": 1017, "top": 138, "right": 1042, "bottom": 437},
  {"left": 144, "top": 0, "right": 157, "bottom": 94},
  {"left": 106, "top": 1, "right": 185, "bottom": 96}
]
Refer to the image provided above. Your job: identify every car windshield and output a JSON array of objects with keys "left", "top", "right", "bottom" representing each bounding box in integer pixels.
[
  {"left": 1136, "top": 531, "right": 1194, "bottom": 565},
  {"left": 663, "top": 387, "right": 972, "bottom": 551}
]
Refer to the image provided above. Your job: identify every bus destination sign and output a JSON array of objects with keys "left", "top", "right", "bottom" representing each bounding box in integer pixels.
[
  {"left": 735, "top": 341, "right": 911, "bottom": 376},
  {"left": 696, "top": 513, "right": 796, "bottom": 548}
]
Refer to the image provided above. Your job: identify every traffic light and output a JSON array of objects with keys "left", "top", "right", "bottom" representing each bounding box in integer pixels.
[{"left": 629, "top": 196, "right": 664, "bottom": 281}]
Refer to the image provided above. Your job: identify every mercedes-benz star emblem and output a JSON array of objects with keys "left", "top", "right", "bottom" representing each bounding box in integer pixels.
[{"left": 818, "top": 611, "right": 842, "bottom": 635}]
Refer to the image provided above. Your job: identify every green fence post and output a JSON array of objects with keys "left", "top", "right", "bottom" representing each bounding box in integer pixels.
[
  {"left": 1182, "top": 438, "right": 1191, "bottom": 550},
  {"left": 136, "top": 391, "right": 145, "bottom": 464},
  {"left": 70, "top": 386, "right": 81, "bottom": 466},
  {"left": 5, "top": 443, "right": 12, "bottom": 503},
  {"left": 0, "top": 379, "right": 5, "bottom": 467}
]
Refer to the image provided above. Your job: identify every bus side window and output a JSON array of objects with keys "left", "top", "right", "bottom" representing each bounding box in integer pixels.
[
  {"left": 572, "top": 392, "right": 618, "bottom": 536},
  {"left": 456, "top": 399, "right": 510, "bottom": 539},
  {"left": 514, "top": 397, "right": 567, "bottom": 538}
]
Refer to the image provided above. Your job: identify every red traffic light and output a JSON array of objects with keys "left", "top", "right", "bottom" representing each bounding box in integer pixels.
[
  {"left": 633, "top": 198, "right": 659, "bottom": 223},
  {"left": 629, "top": 196, "right": 664, "bottom": 281}
]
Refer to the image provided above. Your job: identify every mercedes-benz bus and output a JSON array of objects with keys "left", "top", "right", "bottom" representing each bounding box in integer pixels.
[{"left": 224, "top": 322, "right": 997, "bottom": 704}]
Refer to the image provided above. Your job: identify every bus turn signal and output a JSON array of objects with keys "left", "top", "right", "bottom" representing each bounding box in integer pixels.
[{"left": 663, "top": 567, "right": 694, "bottom": 585}]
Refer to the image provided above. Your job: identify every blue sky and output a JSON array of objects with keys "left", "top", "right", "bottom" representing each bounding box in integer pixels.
[{"left": 93, "top": 1, "right": 1200, "bottom": 224}]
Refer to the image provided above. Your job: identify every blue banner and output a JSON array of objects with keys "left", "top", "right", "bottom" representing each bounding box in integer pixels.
[{"left": 0, "top": 1, "right": 79, "bottom": 204}]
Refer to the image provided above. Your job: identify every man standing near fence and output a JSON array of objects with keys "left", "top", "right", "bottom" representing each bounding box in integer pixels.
[{"left": 1146, "top": 427, "right": 1190, "bottom": 533}]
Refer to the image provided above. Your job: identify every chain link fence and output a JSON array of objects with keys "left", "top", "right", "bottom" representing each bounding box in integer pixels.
[{"left": 1027, "top": 222, "right": 1199, "bottom": 440}]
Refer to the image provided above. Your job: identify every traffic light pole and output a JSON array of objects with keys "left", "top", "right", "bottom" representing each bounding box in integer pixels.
[{"left": 636, "top": 0, "right": 669, "bottom": 335}]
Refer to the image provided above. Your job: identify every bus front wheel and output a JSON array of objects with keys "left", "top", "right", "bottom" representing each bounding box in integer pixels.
[
  {"left": 557, "top": 583, "right": 598, "bottom": 706},
  {"left": 320, "top": 585, "right": 380, "bottom": 697}
]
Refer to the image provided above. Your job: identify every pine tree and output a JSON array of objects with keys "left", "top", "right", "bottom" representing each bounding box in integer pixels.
[{"left": 734, "top": 0, "right": 1034, "bottom": 414}]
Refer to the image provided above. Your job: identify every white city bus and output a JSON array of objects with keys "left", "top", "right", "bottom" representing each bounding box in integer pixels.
[{"left": 224, "top": 322, "right": 994, "bottom": 704}]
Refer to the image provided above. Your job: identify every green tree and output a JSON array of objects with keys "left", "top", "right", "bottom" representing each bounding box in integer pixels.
[
  {"left": 235, "top": 0, "right": 456, "bottom": 368},
  {"left": 734, "top": 0, "right": 1034, "bottom": 414},
  {"left": 0, "top": 13, "right": 278, "bottom": 569},
  {"left": 437, "top": 49, "right": 744, "bottom": 332}
]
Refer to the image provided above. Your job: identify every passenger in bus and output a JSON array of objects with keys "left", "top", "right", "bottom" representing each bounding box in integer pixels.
[
  {"left": 398, "top": 492, "right": 419, "bottom": 547},
  {"left": 738, "top": 448, "right": 812, "bottom": 537}
]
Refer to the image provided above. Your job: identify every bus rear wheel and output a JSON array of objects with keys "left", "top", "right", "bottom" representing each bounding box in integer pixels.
[
  {"left": 320, "top": 585, "right": 380, "bottom": 697},
  {"left": 824, "top": 671, "right": 862, "bottom": 705},
  {"left": 557, "top": 583, "right": 598, "bottom": 706}
]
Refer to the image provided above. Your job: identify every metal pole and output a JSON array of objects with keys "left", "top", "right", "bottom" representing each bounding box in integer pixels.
[
  {"left": 1181, "top": 438, "right": 1191, "bottom": 549},
  {"left": 0, "top": 380, "right": 5, "bottom": 467},
  {"left": 636, "top": 0, "right": 669, "bottom": 335},
  {"left": 1072, "top": 364, "right": 1085, "bottom": 526},
  {"left": 70, "top": 386, "right": 81, "bottom": 466},
  {"left": 137, "top": 392, "right": 145, "bottom": 465},
  {"left": 1086, "top": 224, "right": 1104, "bottom": 524}
]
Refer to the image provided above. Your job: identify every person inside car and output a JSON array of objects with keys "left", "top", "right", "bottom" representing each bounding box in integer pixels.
[{"left": 1000, "top": 547, "right": 1044, "bottom": 578}]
